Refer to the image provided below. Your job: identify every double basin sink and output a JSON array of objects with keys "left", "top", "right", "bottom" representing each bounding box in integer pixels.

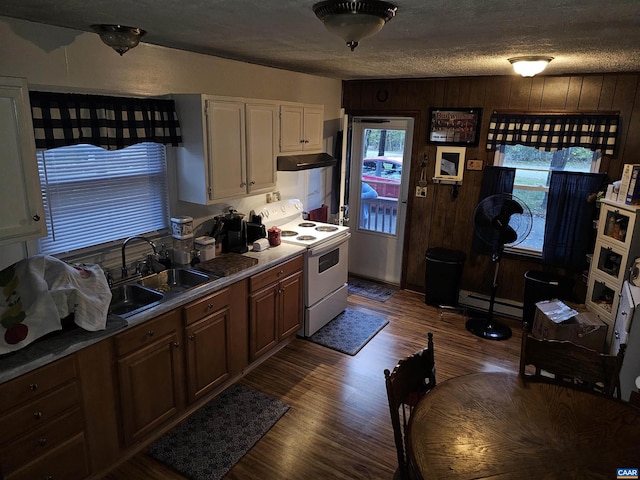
[{"left": 109, "top": 268, "right": 217, "bottom": 319}]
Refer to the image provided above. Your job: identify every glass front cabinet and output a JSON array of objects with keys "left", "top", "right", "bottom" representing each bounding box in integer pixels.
[{"left": 587, "top": 199, "right": 640, "bottom": 351}]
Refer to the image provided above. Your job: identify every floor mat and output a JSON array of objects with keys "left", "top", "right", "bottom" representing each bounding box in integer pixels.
[
  {"left": 348, "top": 276, "right": 399, "bottom": 302},
  {"left": 148, "top": 383, "right": 289, "bottom": 480},
  {"left": 307, "top": 308, "right": 389, "bottom": 355}
]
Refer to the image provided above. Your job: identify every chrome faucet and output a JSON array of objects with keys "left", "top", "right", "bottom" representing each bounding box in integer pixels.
[{"left": 121, "top": 236, "right": 157, "bottom": 279}]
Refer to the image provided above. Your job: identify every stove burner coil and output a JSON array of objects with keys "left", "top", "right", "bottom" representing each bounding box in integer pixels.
[
  {"left": 298, "top": 222, "right": 316, "bottom": 228},
  {"left": 280, "top": 230, "right": 298, "bottom": 237},
  {"left": 297, "top": 235, "right": 317, "bottom": 241},
  {"left": 315, "top": 226, "right": 338, "bottom": 232}
]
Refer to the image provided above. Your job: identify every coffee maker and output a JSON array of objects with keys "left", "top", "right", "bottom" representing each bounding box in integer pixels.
[{"left": 213, "top": 208, "right": 248, "bottom": 254}]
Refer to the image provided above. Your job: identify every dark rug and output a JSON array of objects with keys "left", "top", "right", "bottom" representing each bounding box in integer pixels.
[
  {"left": 148, "top": 383, "right": 290, "bottom": 480},
  {"left": 348, "top": 276, "right": 399, "bottom": 302},
  {"left": 308, "top": 308, "right": 389, "bottom": 355}
]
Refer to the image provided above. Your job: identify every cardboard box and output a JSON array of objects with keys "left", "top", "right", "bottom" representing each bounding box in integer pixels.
[
  {"left": 619, "top": 164, "right": 640, "bottom": 204},
  {"left": 532, "top": 299, "right": 608, "bottom": 352}
]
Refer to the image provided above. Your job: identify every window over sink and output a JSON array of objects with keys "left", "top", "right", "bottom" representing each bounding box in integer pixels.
[{"left": 36, "top": 142, "right": 169, "bottom": 255}]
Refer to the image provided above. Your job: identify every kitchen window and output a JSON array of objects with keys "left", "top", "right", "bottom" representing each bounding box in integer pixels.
[
  {"left": 37, "top": 142, "right": 169, "bottom": 255},
  {"left": 493, "top": 144, "right": 601, "bottom": 254}
]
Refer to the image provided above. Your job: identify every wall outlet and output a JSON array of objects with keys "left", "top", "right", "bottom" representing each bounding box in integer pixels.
[{"left": 415, "top": 186, "right": 427, "bottom": 197}]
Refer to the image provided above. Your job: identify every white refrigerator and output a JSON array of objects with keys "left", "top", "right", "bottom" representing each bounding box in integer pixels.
[{"left": 613, "top": 281, "right": 640, "bottom": 401}]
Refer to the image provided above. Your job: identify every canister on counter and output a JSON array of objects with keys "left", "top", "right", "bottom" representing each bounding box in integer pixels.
[
  {"left": 195, "top": 236, "right": 216, "bottom": 261},
  {"left": 268, "top": 226, "right": 281, "bottom": 246},
  {"left": 171, "top": 216, "right": 194, "bottom": 239}
]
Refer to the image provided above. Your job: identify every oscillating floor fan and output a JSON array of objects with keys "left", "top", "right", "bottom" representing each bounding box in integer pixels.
[{"left": 466, "top": 193, "right": 533, "bottom": 341}]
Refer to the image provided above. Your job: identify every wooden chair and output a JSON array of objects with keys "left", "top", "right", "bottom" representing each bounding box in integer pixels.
[
  {"left": 384, "top": 332, "right": 436, "bottom": 480},
  {"left": 519, "top": 323, "right": 626, "bottom": 399}
]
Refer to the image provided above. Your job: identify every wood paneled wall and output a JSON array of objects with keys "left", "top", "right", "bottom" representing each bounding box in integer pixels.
[{"left": 342, "top": 74, "right": 640, "bottom": 304}]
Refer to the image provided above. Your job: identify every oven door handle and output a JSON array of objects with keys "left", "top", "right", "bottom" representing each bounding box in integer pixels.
[{"left": 308, "top": 232, "right": 351, "bottom": 257}]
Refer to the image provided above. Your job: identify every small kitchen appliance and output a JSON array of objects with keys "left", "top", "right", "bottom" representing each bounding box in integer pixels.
[
  {"left": 215, "top": 208, "right": 248, "bottom": 254},
  {"left": 258, "top": 198, "right": 350, "bottom": 337}
]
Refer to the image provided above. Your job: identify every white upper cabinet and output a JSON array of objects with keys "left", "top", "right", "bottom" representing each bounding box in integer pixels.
[
  {"left": 279, "top": 104, "right": 324, "bottom": 153},
  {"left": 174, "top": 95, "right": 278, "bottom": 205},
  {"left": 0, "top": 77, "right": 46, "bottom": 245}
]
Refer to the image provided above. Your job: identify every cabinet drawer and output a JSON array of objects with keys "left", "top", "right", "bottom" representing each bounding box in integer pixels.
[
  {"left": 250, "top": 255, "right": 304, "bottom": 292},
  {"left": 0, "top": 381, "right": 80, "bottom": 443},
  {"left": 183, "top": 287, "right": 230, "bottom": 325},
  {"left": 5, "top": 433, "right": 89, "bottom": 480},
  {"left": 0, "top": 355, "right": 76, "bottom": 413},
  {"left": 115, "top": 309, "right": 181, "bottom": 357},
  {"left": 0, "top": 407, "right": 84, "bottom": 474}
]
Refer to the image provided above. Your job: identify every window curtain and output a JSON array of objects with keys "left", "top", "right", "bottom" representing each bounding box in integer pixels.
[
  {"left": 542, "top": 171, "right": 607, "bottom": 269},
  {"left": 29, "top": 91, "right": 182, "bottom": 150},
  {"left": 486, "top": 112, "right": 619, "bottom": 156},
  {"left": 473, "top": 166, "right": 516, "bottom": 253}
]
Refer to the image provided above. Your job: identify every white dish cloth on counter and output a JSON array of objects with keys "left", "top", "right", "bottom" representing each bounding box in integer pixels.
[{"left": 0, "top": 255, "right": 112, "bottom": 355}]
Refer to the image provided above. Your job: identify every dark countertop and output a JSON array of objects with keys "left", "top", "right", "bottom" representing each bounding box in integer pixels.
[{"left": 0, "top": 244, "right": 306, "bottom": 384}]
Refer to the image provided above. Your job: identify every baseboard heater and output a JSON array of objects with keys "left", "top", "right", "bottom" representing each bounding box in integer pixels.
[{"left": 458, "top": 290, "right": 523, "bottom": 319}]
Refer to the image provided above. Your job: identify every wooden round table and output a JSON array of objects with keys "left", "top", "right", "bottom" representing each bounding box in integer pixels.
[{"left": 408, "top": 372, "right": 640, "bottom": 479}]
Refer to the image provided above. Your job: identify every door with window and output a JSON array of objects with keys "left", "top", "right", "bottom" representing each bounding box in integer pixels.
[{"left": 347, "top": 117, "right": 413, "bottom": 284}]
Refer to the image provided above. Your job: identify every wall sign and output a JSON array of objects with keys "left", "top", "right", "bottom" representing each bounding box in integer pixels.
[{"left": 428, "top": 107, "right": 483, "bottom": 146}]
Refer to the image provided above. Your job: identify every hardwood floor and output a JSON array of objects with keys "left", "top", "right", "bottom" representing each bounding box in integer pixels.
[{"left": 103, "top": 290, "right": 523, "bottom": 479}]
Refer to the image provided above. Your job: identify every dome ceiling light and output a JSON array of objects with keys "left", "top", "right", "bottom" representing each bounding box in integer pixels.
[
  {"left": 508, "top": 56, "right": 554, "bottom": 77},
  {"left": 91, "top": 24, "right": 147, "bottom": 55},
  {"left": 313, "top": 0, "right": 398, "bottom": 52}
]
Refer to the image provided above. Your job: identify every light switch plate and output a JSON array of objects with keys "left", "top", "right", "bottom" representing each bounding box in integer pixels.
[{"left": 415, "top": 186, "right": 427, "bottom": 197}]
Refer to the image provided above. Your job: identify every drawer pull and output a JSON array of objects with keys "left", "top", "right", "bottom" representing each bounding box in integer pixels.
[
  {"left": 34, "top": 411, "right": 43, "bottom": 419},
  {"left": 46, "top": 476, "right": 53, "bottom": 480},
  {"left": 38, "top": 437, "right": 47, "bottom": 446},
  {"left": 207, "top": 303, "right": 214, "bottom": 310},
  {"left": 146, "top": 330, "right": 154, "bottom": 337},
  {"left": 29, "top": 383, "right": 38, "bottom": 391},
  {"left": 172, "top": 342, "right": 180, "bottom": 348},
  {"left": 189, "top": 334, "right": 195, "bottom": 341},
  {"left": 278, "top": 269, "right": 284, "bottom": 275}
]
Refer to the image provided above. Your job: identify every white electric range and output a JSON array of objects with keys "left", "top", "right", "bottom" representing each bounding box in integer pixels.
[{"left": 257, "top": 199, "right": 350, "bottom": 336}]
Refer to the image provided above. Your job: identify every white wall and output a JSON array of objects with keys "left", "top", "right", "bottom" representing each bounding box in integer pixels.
[{"left": 0, "top": 16, "right": 342, "bottom": 270}]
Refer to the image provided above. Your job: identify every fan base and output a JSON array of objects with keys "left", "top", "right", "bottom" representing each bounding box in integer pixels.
[{"left": 465, "top": 317, "right": 512, "bottom": 341}]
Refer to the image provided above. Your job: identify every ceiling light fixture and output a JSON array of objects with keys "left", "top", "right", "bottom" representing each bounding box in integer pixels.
[
  {"left": 91, "top": 24, "right": 146, "bottom": 55},
  {"left": 508, "top": 56, "right": 554, "bottom": 77},
  {"left": 313, "top": 0, "right": 397, "bottom": 52}
]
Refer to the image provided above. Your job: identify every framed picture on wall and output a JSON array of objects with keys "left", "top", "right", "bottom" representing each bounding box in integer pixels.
[
  {"left": 428, "top": 107, "right": 482, "bottom": 146},
  {"left": 434, "top": 146, "right": 466, "bottom": 182}
]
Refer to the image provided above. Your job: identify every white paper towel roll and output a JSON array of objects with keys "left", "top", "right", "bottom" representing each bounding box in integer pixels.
[{"left": 253, "top": 238, "right": 270, "bottom": 251}]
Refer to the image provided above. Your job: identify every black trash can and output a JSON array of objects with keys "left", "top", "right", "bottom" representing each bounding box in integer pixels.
[
  {"left": 425, "top": 248, "right": 466, "bottom": 307},
  {"left": 523, "top": 270, "right": 575, "bottom": 331}
]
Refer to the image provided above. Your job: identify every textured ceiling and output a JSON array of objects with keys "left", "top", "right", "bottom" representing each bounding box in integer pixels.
[{"left": 1, "top": 0, "right": 639, "bottom": 80}]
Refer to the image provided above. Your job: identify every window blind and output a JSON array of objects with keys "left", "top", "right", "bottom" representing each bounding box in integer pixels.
[{"left": 37, "top": 143, "right": 169, "bottom": 255}]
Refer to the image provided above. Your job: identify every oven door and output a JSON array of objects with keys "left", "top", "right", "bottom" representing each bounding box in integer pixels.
[{"left": 306, "top": 232, "right": 350, "bottom": 307}]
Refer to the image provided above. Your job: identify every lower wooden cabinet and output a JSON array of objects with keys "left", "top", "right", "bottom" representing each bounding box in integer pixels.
[
  {"left": 115, "top": 309, "right": 185, "bottom": 447},
  {"left": 0, "top": 355, "right": 89, "bottom": 480},
  {"left": 249, "top": 255, "right": 303, "bottom": 361}
]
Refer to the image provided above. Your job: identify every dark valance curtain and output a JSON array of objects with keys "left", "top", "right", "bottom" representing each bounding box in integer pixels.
[
  {"left": 542, "top": 171, "right": 607, "bottom": 269},
  {"left": 473, "top": 166, "right": 516, "bottom": 253},
  {"left": 29, "top": 91, "right": 182, "bottom": 150},
  {"left": 486, "top": 112, "right": 619, "bottom": 156}
]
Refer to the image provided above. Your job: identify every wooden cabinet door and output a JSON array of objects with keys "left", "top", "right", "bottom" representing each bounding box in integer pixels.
[
  {"left": 117, "top": 312, "right": 184, "bottom": 446},
  {"left": 246, "top": 102, "right": 278, "bottom": 194},
  {"left": 302, "top": 106, "right": 323, "bottom": 151},
  {"left": 206, "top": 99, "right": 246, "bottom": 200},
  {"left": 279, "top": 105, "right": 304, "bottom": 152},
  {"left": 0, "top": 77, "right": 45, "bottom": 245},
  {"left": 279, "top": 271, "right": 303, "bottom": 340},
  {"left": 249, "top": 284, "right": 279, "bottom": 361},
  {"left": 185, "top": 307, "right": 230, "bottom": 403}
]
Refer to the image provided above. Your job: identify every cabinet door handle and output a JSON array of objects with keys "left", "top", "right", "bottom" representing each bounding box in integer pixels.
[
  {"left": 32, "top": 214, "right": 41, "bottom": 221},
  {"left": 38, "top": 437, "right": 47, "bottom": 446},
  {"left": 188, "top": 334, "right": 195, "bottom": 341},
  {"left": 172, "top": 342, "right": 180, "bottom": 348},
  {"left": 299, "top": 139, "right": 305, "bottom": 144},
  {"left": 29, "top": 383, "right": 38, "bottom": 391},
  {"left": 240, "top": 182, "right": 247, "bottom": 187},
  {"left": 249, "top": 181, "right": 255, "bottom": 185},
  {"left": 147, "top": 330, "right": 154, "bottom": 337},
  {"left": 33, "top": 411, "right": 42, "bottom": 419},
  {"left": 304, "top": 139, "right": 309, "bottom": 144}
]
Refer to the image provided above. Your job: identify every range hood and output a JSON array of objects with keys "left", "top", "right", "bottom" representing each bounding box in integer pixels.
[{"left": 277, "top": 153, "right": 337, "bottom": 171}]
